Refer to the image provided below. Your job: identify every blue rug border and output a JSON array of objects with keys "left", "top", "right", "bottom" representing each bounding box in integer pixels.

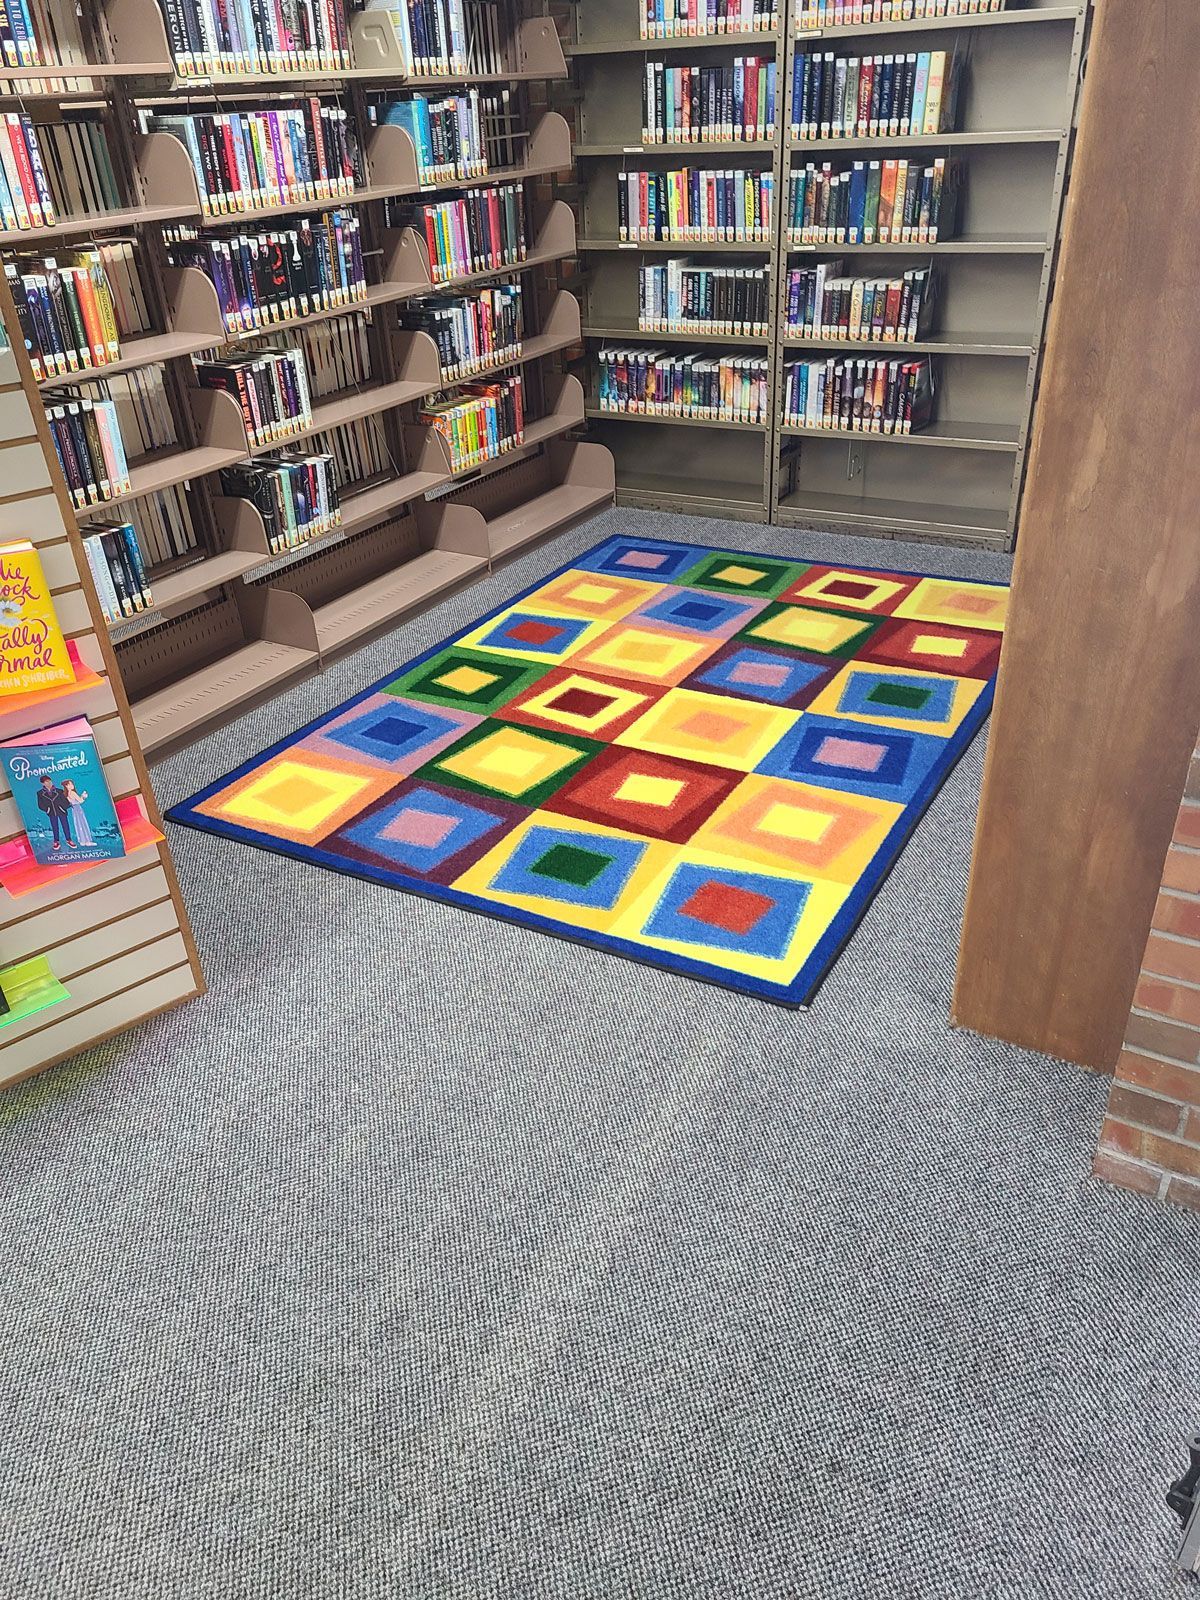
[{"left": 165, "top": 533, "right": 1002, "bottom": 1007}]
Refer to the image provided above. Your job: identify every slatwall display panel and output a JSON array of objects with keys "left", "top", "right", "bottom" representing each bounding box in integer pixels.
[{"left": 0, "top": 331, "right": 204, "bottom": 1091}]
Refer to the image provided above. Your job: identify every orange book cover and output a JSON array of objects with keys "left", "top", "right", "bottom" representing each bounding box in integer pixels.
[
  {"left": 0, "top": 540, "right": 75, "bottom": 698},
  {"left": 878, "top": 160, "right": 899, "bottom": 243}
]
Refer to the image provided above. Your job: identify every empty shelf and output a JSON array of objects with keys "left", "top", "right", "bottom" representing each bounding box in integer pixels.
[
  {"left": 778, "top": 487, "right": 1009, "bottom": 541},
  {"left": 313, "top": 549, "right": 486, "bottom": 652},
  {"left": 488, "top": 481, "right": 614, "bottom": 559},
  {"left": 339, "top": 467, "right": 451, "bottom": 535},
  {"left": 779, "top": 420, "right": 1020, "bottom": 451},
  {"left": 133, "top": 640, "right": 317, "bottom": 753}
]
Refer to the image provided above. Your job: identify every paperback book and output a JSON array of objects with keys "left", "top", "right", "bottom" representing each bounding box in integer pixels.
[
  {"left": 598, "top": 348, "right": 768, "bottom": 423},
  {"left": 420, "top": 374, "right": 524, "bottom": 472},
  {"left": 143, "top": 104, "right": 356, "bottom": 219},
  {"left": 399, "top": 283, "right": 523, "bottom": 380},
  {"left": 391, "top": 183, "right": 527, "bottom": 281},
  {"left": 79, "top": 522, "right": 153, "bottom": 624},
  {"left": 789, "top": 158, "right": 962, "bottom": 245},
  {"left": 0, "top": 540, "right": 74, "bottom": 697},
  {"left": 785, "top": 262, "right": 937, "bottom": 341},
  {"left": 0, "top": 716, "right": 124, "bottom": 866},
  {"left": 797, "top": 1, "right": 1003, "bottom": 24},
  {"left": 791, "top": 48, "right": 964, "bottom": 141},
  {"left": 164, "top": 211, "right": 367, "bottom": 335},
  {"left": 5, "top": 250, "right": 122, "bottom": 381},
  {"left": 783, "top": 353, "right": 933, "bottom": 434},
  {"left": 641, "top": 0, "right": 778, "bottom": 39},
  {"left": 158, "top": 0, "right": 350, "bottom": 76},
  {"left": 642, "top": 57, "right": 777, "bottom": 144},
  {"left": 617, "top": 167, "right": 774, "bottom": 242},
  {"left": 639, "top": 260, "right": 770, "bottom": 336}
]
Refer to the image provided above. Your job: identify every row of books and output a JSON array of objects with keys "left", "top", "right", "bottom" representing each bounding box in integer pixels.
[
  {"left": 378, "top": 93, "right": 488, "bottom": 184},
  {"left": 110, "top": 485, "right": 200, "bottom": 566},
  {"left": 47, "top": 394, "right": 132, "bottom": 508},
  {"left": 79, "top": 240, "right": 150, "bottom": 338},
  {"left": 398, "top": 284, "right": 523, "bottom": 382},
  {"left": 195, "top": 348, "right": 313, "bottom": 448},
  {"left": 321, "top": 416, "right": 389, "bottom": 490},
  {"left": 103, "top": 367, "right": 176, "bottom": 458},
  {"left": 791, "top": 48, "right": 962, "bottom": 141},
  {"left": 144, "top": 104, "right": 356, "bottom": 219},
  {"left": 420, "top": 375, "right": 524, "bottom": 472},
  {"left": 299, "top": 312, "right": 372, "bottom": 399},
  {"left": 220, "top": 454, "right": 342, "bottom": 554},
  {"left": 159, "top": 0, "right": 350, "bottom": 76},
  {"left": 641, "top": 59, "right": 778, "bottom": 145},
  {"left": 0, "top": 0, "right": 86, "bottom": 69},
  {"left": 783, "top": 355, "right": 933, "bottom": 433},
  {"left": 5, "top": 252, "right": 121, "bottom": 381},
  {"left": 80, "top": 523, "right": 153, "bottom": 624},
  {"left": 640, "top": 0, "right": 778, "bottom": 38},
  {"left": 398, "top": 183, "right": 527, "bottom": 282},
  {"left": 597, "top": 349, "right": 769, "bottom": 423},
  {"left": 617, "top": 169, "right": 775, "bottom": 243},
  {"left": 0, "top": 113, "right": 121, "bottom": 233},
  {"left": 797, "top": 0, "right": 1004, "bottom": 25},
  {"left": 785, "top": 263, "right": 936, "bottom": 341},
  {"left": 45, "top": 369, "right": 179, "bottom": 511},
  {"left": 165, "top": 211, "right": 367, "bottom": 335},
  {"left": 788, "top": 158, "right": 960, "bottom": 245},
  {"left": 364, "top": 0, "right": 514, "bottom": 76},
  {"left": 638, "top": 260, "right": 771, "bottom": 335}
]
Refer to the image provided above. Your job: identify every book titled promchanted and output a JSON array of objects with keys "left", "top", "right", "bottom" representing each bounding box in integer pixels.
[
  {"left": 0, "top": 716, "right": 125, "bottom": 867},
  {"left": 0, "top": 540, "right": 75, "bottom": 698}
]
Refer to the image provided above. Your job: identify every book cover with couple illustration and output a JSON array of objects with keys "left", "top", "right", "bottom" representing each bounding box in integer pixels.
[{"left": 0, "top": 716, "right": 124, "bottom": 867}]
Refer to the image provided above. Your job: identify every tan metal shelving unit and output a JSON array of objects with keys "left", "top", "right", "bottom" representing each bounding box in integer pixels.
[
  {"left": 0, "top": 0, "right": 615, "bottom": 758},
  {"left": 568, "top": 0, "right": 1089, "bottom": 547}
]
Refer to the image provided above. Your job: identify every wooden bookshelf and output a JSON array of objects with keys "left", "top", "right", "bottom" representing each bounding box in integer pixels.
[
  {"left": 0, "top": 0, "right": 614, "bottom": 758},
  {"left": 567, "top": 0, "right": 1090, "bottom": 546}
]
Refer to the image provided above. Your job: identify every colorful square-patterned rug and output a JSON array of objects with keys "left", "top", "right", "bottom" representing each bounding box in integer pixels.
[{"left": 167, "top": 535, "right": 1008, "bottom": 1005}]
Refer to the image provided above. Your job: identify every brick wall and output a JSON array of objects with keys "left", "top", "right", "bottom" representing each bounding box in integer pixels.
[{"left": 1094, "top": 743, "right": 1200, "bottom": 1211}]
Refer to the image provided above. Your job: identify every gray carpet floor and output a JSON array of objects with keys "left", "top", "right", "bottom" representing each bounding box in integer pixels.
[{"left": 1, "top": 508, "right": 1198, "bottom": 1600}]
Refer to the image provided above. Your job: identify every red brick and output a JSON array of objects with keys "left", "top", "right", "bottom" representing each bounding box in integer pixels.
[
  {"left": 1175, "top": 804, "right": 1200, "bottom": 849},
  {"left": 1124, "top": 1009, "right": 1200, "bottom": 1064},
  {"left": 1152, "top": 892, "right": 1200, "bottom": 940},
  {"left": 1107, "top": 1083, "right": 1184, "bottom": 1133},
  {"left": 1133, "top": 976, "right": 1200, "bottom": 1029},
  {"left": 1143, "top": 932, "right": 1200, "bottom": 986},
  {"left": 1166, "top": 1175, "right": 1200, "bottom": 1213},
  {"left": 1100, "top": 1118, "right": 1200, "bottom": 1180},
  {"left": 1134, "top": 977, "right": 1176, "bottom": 1016},
  {"left": 1092, "top": 1146, "right": 1164, "bottom": 1198},
  {"left": 1116, "top": 1049, "right": 1200, "bottom": 1107},
  {"left": 1162, "top": 848, "right": 1200, "bottom": 895},
  {"left": 1186, "top": 1108, "right": 1200, "bottom": 1144}
]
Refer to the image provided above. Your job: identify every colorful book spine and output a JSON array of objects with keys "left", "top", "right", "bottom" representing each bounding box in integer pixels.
[
  {"left": 791, "top": 48, "right": 961, "bottom": 140},
  {"left": 597, "top": 348, "right": 769, "bottom": 423},
  {"left": 783, "top": 354, "right": 934, "bottom": 434},
  {"left": 618, "top": 168, "right": 773, "bottom": 243}
]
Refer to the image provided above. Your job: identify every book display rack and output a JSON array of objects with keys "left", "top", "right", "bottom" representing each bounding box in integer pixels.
[
  {"left": 566, "top": 0, "right": 1089, "bottom": 546},
  {"left": 0, "top": 329, "right": 203, "bottom": 1089},
  {"left": 0, "top": 0, "right": 613, "bottom": 757}
]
